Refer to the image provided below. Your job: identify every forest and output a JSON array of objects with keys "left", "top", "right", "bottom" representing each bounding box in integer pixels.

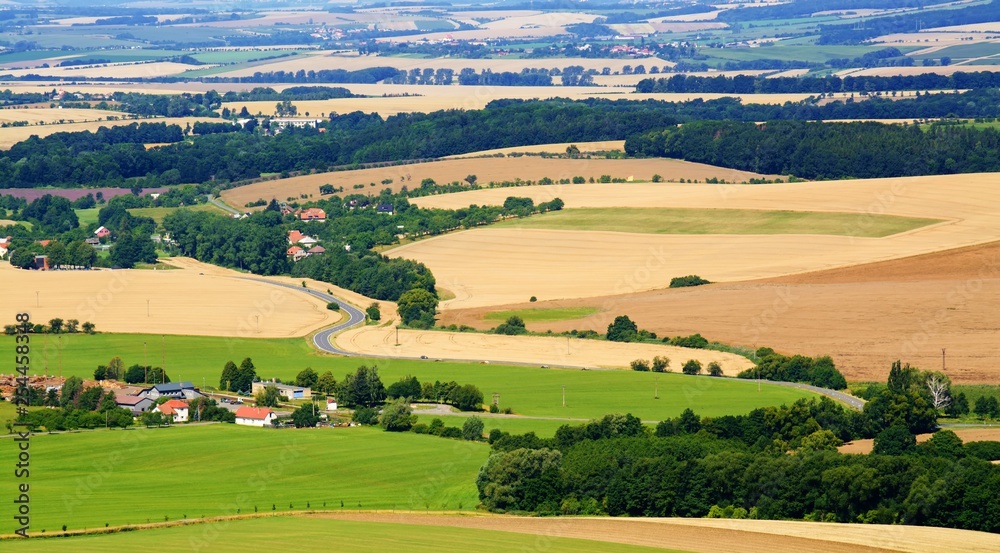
[
  {"left": 476, "top": 366, "right": 997, "bottom": 530},
  {"left": 819, "top": 0, "right": 1000, "bottom": 44},
  {"left": 635, "top": 70, "right": 1000, "bottom": 95},
  {"left": 625, "top": 119, "right": 1000, "bottom": 179}
]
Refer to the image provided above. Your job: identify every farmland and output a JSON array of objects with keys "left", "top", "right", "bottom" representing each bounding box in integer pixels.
[
  {"left": 495, "top": 208, "right": 939, "bottom": 238},
  {"left": 0, "top": 332, "right": 813, "bottom": 422},
  {"left": 0, "top": 425, "right": 486, "bottom": 531},
  {"left": 0, "top": 117, "right": 211, "bottom": 150}
]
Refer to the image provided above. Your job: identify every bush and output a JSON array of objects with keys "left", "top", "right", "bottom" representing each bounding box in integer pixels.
[
  {"left": 327, "top": 301, "right": 339, "bottom": 311},
  {"left": 462, "top": 416, "right": 485, "bottom": 441},
  {"left": 440, "top": 426, "right": 462, "bottom": 439},
  {"left": 668, "top": 333, "right": 709, "bottom": 349},
  {"left": 630, "top": 359, "right": 650, "bottom": 372},
  {"left": 379, "top": 397, "right": 416, "bottom": 432},
  {"left": 352, "top": 406, "right": 379, "bottom": 425},
  {"left": 529, "top": 296, "right": 537, "bottom": 302},
  {"left": 366, "top": 303, "right": 381, "bottom": 321},
  {"left": 494, "top": 316, "right": 527, "bottom": 335},
  {"left": 651, "top": 356, "right": 670, "bottom": 372},
  {"left": 669, "top": 275, "right": 711, "bottom": 288},
  {"left": 606, "top": 315, "right": 638, "bottom": 342},
  {"left": 448, "top": 384, "right": 484, "bottom": 411},
  {"left": 707, "top": 362, "right": 723, "bottom": 377},
  {"left": 682, "top": 359, "right": 703, "bottom": 375}
]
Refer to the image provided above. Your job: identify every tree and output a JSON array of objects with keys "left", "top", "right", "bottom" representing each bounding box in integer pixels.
[
  {"left": 82, "top": 321, "right": 96, "bottom": 334},
  {"left": 386, "top": 375, "right": 421, "bottom": 400},
  {"left": 476, "top": 447, "right": 563, "bottom": 512},
  {"left": 109, "top": 232, "right": 156, "bottom": 268},
  {"left": 295, "top": 367, "right": 319, "bottom": 388},
  {"left": 449, "top": 384, "right": 484, "bottom": 411},
  {"left": 651, "top": 356, "right": 670, "bottom": 372},
  {"left": 630, "top": 359, "right": 650, "bottom": 372},
  {"left": 255, "top": 385, "right": 281, "bottom": 408},
  {"left": 48, "top": 318, "right": 64, "bottom": 333},
  {"left": 352, "top": 406, "right": 379, "bottom": 425},
  {"left": 873, "top": 424, "right": 916, "bottom": 455},
  {"left": 707, "top": 362, "right": 724, "bottom": 377},
  {"left": 231, "top": 358, "right": 257, "bottom": 394},
  {"left": 974, "top": 395, "right": 999, "bottom": 419},
  {"left": 464, "top": 174, "right": 478, "bottom": 186},
  {"left": 141, "top": 410, "right": 167, "bottom": 427},
  {"left": 462, "top": 416, "right": 485, "bottom": 441},
  {"left": 220, "top": 361, "right": 239, "bottom": 391},
  {"left": 946, "top": 391, "right": 970, "bottom": 417},
  {"left": 316, "top": 371, "right": 338, "bottom": 395},
  {"left": 397, "top": 288, "right": 438, "bottom": 328},
  {"left": 366, "top": 303, "right": 381, "bottom": 321},
  {"left": 99, "top": 391, "right": 118, "bottom": 413},
  {"left": 338, "top": 365, "right": 386, "bottom": 408},
  {"left": 494, "top": 316, "right": 527, "bottom": 335},
  {"left": 77, "top": 386, "right": 103, "bottom": 411},
  {"left": 678, "top": 408, "right": 701, "bottom": 434},
  {"left": 379, "top": 397, "right": 416, "bottom": 431},
  {"left": 94, "top": 366, "right": 107, "bottom": 381},
  {"left": 65, "top": 319, "right": 79, "bottom": 333},
  {"left": 291, "top": 405, "right": 320, "bottom": 428},
  {"left": 926, "top": 374, "right": 951, "bottom": 411},
  {"left": 60, "top": 376, "right": 83, "bottom": 407},
  {"left": 107, "top": 356, "right": 125, "bottom": 380},
  {"left": 123, "top": 364, "right": 146, "bottom": 384},
  {"left": 682, "top": 359, "right": 703, "bottom": 375},
  {"left": 606, "top": 315, "right": 638, "bottom": 342}
]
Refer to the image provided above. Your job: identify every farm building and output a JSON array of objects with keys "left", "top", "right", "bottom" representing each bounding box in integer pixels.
[
  {"left": 94, "top": 226, "right": 111, "bottom": 238},
  {"left": 251, "top": 380, "right": 312, "bottom": 400},
  {"left": 140, "top": 382, "right": 203, "bottom": 401},
  {"left": 326, "top": 398, "right": 338, "bottom": 411},
  {"left": 115, "top": 394, "right": 154, "bottom": 415},
  {"left": 235, "top": 406, "right": 276, "bottom": 427},
  {"left": 155, "top": 399, "right": 189, "bottom": 423}
]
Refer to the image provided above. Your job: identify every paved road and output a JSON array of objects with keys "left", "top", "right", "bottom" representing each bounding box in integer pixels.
[
  {"left": 250, "top": 279, "right": 867, "bottom": 411},
  {"left": 207, "top": 195, "right": 240, "bottom": 215}
]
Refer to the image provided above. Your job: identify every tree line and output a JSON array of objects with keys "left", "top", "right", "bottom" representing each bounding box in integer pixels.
[
  {"left": 819, "top": 0, "right": 1000, "bottom": 44},
  {"left": 626, "top": 119, "right": 1000, "bottom": 180},
  {"left": 635, "top": 70, "right": 1000, "bottom": 95}
]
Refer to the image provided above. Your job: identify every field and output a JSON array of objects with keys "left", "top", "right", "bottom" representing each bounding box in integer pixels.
[
  {"left": 0, "top": 516, "right": 676, "bottom": 553},
  {"left": 3, "top": 187, "right": 169, "bottom": 203},
  {"left": 496, "top": 208, "right": 939, "bottom": 238},
  {"left": 839, "top": 428, "right": 1000, "bottom": 454},
  {"left": 396, "top": 174, "right": 998, "bottom": 310},
  {"left": 126, "top": 204, "right": 222, "bottom": 223},
  {"left": 0, "top": 258, "right": 341, "bottom": 339},
  {"left": 0, "top": 425, "right": 486, "bottom": 531},
  {"left": 0, "top": 117, "right": 212, "bottom": 149},
  {"left": 334, "top": 324, "right": 756, "bottom": 376},
  {"left": 0, "top": 107, "right": 121, "bottom": 125},
  {"left": 1, "top": 61, "right": 203, "bottom": 79},
  {"left": 220, "top": 156, "right": 778, "bottom": 210},
  {"left": 484, "top": 307, "right": 600, "bottom": 322},
  {"left": 443, "top": 140, "right": 625, "bottom": 159},
  {"left": 1, "top": 330, "right": 815, "bottom": 421}
]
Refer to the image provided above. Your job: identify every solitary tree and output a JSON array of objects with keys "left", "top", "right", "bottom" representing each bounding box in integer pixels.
[
  {"left": 606, "top": 316, "right": 638, "bottom": 342},
  {"left": 682, "top": 359, "right": 703, "bottom": 375},
  {"left": 462, "top": 416, "right": 485, "bottom": 441},
  {"left": 378, "top": 397, "right": 415, "bottom": 432},
  {"left": 255, "top": 385, "right": 281, "bottom": 408}
]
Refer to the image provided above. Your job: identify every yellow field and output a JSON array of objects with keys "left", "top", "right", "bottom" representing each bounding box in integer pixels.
[
  {"left": 0, "top": 107, "right": 121, "bottom": 124},
  {"left": 220, "top": 156, "right": 777, "bottom": 209},
  {"left": 0, "top": 117, "right": 214, "bottom": 149},
  {"left": 393, "top": 174, "right": 1000, "bottom": 309},
  {"left": 3, "top": 61, "right": 201, "bottom": 79},
  {"left": 333, "top": 323, "right": 753, "bottom": 375},
  {"left": 443, "top": 140, "right": 625, "bottom": 158},
  {"left": 321, "top": 513, "right": 1000, "bottom": 553},
  {"left": 841, "top": 65, "right": 1000, "bottom": 77},
  {"left": 0, "top": 258, "right": 341, "bottom": 338}
]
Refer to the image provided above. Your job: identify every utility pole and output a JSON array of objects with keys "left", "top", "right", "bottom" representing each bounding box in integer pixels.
[
  {"left": 146, "top": 299, "right": 150, "bottom": 318},
  {"left": 395, "top": 326, "right": 399, "bottom": 346},
  {"left": 161, "top": 335, "right": 165, "bottom": 374},
  {"left": 562, "top": 385, "right": 566, "bottom": 408},
  {"left": 654, "top": 375, "right": 659, "bottom": 400},
  {"left": 942, "top": 348, "right": 946, "bottom": 372}
]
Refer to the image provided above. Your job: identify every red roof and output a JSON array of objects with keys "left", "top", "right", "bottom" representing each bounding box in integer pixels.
[
  {"left": 158, "top": 399, "right": 188, "bottom": 415},
  {"left": 288, "top": 230, "right": 304, "bottom": 244},
  {"left": 236, "top": 406, "right": 274, "bottom": 420},
  {"left": 287, "top": 245, "right": 303, "bottom": 255},
  {"left": 299, "top": 208, "right": 326, "bottom": 220}
]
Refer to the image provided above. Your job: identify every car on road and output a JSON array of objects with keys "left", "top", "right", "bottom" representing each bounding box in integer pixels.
[{"left": 420, "top": 355, "right": 428, "bottom": 359}]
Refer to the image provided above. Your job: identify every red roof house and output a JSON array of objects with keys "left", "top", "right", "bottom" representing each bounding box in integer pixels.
[
  {"left": 155, "top": 399, "right": 189, "bottom": 422},
  {"left": 299, "top": 208, "right": 326, "bottom": 221},
  {"left": 235, "top": 406, "right": 276, "bottom": 427},
  {"left": 94, "top": 226, "right": 111, "bottom": 238}
]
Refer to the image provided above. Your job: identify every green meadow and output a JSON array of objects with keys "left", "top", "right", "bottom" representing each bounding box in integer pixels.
[
  {"left": 1, "top": 425, "right": 485, "bottom": 531},
  {"left": 484, "top": 307, "right": 599, "bottom": 322},
  {"left": 498, "top": 207, "right": 939, "bottom": 238},
  {"left": 2, "top": 516, "right": 677, "bottom": 552},
  {"left": 4, "top": 333, "right": 817, "bottom": 423}
]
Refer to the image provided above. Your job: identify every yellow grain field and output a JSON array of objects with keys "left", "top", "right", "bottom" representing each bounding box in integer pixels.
[
  {"left": 393, "top": 174, "right": 1000, "bottom": 309},
  {"left": 332, "top": 323, "right": 753, "bottom": 374},
  {"left": 0, "top": 107, "right": 120, "bottom": 124},
  {"left": 0, "top": 117, "right": 215, "bottom": 149},
  {"left": 220, "top": 156, "right": 777, "bottom": 209},
  {"left": 2, "top": 61, "right": 200, "bottom": 79},
  {"left": 0, "top": 258, "right": 341, "bottom": 338}
]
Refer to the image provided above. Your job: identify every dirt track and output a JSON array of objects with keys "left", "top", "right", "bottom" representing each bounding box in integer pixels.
[{"left": 312, "top": 513, "right": 1000, "bottom": 553}]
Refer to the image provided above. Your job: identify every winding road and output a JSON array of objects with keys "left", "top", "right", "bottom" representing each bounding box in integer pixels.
[{"left": 249, "top": 278, "right": 867, "bottom": 410}]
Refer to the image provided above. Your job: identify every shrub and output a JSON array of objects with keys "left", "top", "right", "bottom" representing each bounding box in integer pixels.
[
  {"left": 365, "top": 303, "right": 381, "bottom": 321},
  {"left": 494, "top": 316, "right": 527, "bottom": 335},
  {"left": 682, "top": 359, "right": 703, "bottom": 375},
  {"left": 352, "top": 406, "right": 379, "bottom": 425},
  {"left": 668, "top": 333, "right": 709, "bottom": 349},
  {"left": 651, "top": 356, "right": 670, "bottom": 372},
  {"left": 462, "top": 416, "right": 485, "bottom": 441},
  {"left": 669, "top": 275, "right": 711, "bottom": 288},
  {"left": 326, "top": 302, "right": 339, "bottom": 311},
  {"left": 529, "top": 296, "right": 537, "bottom": 302},
  {"left": 440, "top": 426, "right": 462, "bottom": 439},
  {"left": 630, "top": 359, "right": 650, "bottom": 372},
  {"left": 707, "top": 362, "right": 723, "bottom": 377},
  {"left": 606, "top": 315, "right": 638, "bottom": 342}
]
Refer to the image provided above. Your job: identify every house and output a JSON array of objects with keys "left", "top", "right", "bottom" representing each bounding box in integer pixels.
[
  {"left": 288, "top": 230, "right": 305, "bottom": 245},
  {"left": 85, "top": 237, "right": 100, "bottom": 246},
  {"left": 140, "top": 382, "right": 202, "bottom": 401},
  {"left": 33, "top": 255, "right": 49, "bottom": 271},
  {"left": 155, "top": 399, "right": 189, "bottom": 423},
  {"left": 0, "top": 245, "right": 6, "bottom": 259},
  {"left": 37, "top": 239, "right": 51, "bottom": 248},
  {"left": 94, "top": 226, "right": 111, "bottom": 239},
  {"left": 116, "top": 394, "right": 154, "bottom": 416},
  {"left": 299, "top": 208, "right": 326, "bottom": 221},
  {"left": 326, "top": 398, "right": 338, "bottom": 411},
  {"left": 287, "top": 245, "right": 307, "bottom": 261},
  {"left": 297, "top": 235, "right": 318, "bottom": 248},
  {"left": 376, "top": 203, "right": 394, "bottom": 215},
  {"left": 235, "top": 406, "right": 277, "bottom": 427},
  {"left": 251, "top": 380, "right": 311, "bottom": 400},
  {"left": 306, "top": 245, "right": 325, "bottom": 256}
]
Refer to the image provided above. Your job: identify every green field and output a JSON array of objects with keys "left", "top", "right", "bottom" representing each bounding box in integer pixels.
[
  {"left": 498, "top": 207, "right": 939, "bottom": 238},
  {"left": 2, "top": 516, "right": 676, "bottom": 552},
  {"left": 417, "top": 414, "right": 581, "bottom": 438},
  {"left": 4, "top": 333, "right": 818, "bottom": 423},
  {"left": 910, "top": 42, "right": 1000, "bottom": 61},
  {"left": 74, "top": 208, "right": 99, "bottom": 227},
  {"left": 484, "top": 307, "right": 599, "bottom": 322},
  {"left": 127, "top": 204, "right": 221, "bottom": 224},
  {"left": 0, "top": 425, "right": 485, "bottom": 531}
]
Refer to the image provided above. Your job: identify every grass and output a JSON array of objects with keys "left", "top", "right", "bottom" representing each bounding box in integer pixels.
[
  {"left": 910, "top": 42, "right": 1000, "bottom": 61},
  {"left": 497, "top": 207, "right": 940, "bottom": 238},
  {"left": 126, "top": 204, "right": 221, "bottom": 224},
  {"left": 2, "top": 333, "right": 818, "bottom": 424},
  {"left": 0, "top": 425, "right": 486, "bottom": 531},
  {"left": 484, "top": 307, "right": 600, "bottom": 322},
  {"left": 417, "top": 414, "right": 583, "bottom": 438},
  {"left": 74, "top": 208, "right": 99, "bottom": 227},
  {"left": 2, "top": 516, "right": 678, "bottom": 552}
]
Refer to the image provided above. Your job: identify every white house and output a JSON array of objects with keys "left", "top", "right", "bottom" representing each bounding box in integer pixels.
[
  {"left": 235, "top": 406, "right": 276, "bottom": 427},
  {"left": 326, "top": 398, "right": 338, "bottom": 411},
  {"left": 155, "top": 399, "right": 189, "bottom": 423}
]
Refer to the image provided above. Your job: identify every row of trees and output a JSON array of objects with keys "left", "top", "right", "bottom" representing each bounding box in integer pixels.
[
  {"left": 94, "top": 355, "right": 169, "bottom": 384},
  {"left": 739, "top": 348, "right": 848, "bottom": 390},
  {"left": 4, "top": 318, "right": 95, "bottom": 335},
  {"left": 636, "top": 70, "right": 1000, "bottom": 95},
  {"left": 627, "top": 119, "right": 1000, "bottom": 180}
]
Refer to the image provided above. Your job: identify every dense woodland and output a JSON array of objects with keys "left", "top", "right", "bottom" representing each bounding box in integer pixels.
[
  {"left": 626, "top": 120, "right": 1000, "bottom": 179},
  {"left": 819, "top": 0, "right": 1000, "bottom": 44},
  {"left": 636, "top": 71, "right": 1000, "bottom": 95}
]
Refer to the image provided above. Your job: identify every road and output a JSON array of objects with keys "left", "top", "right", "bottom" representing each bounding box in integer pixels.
[
  {"left": 249, "top": 279, "right": 867, "bottom": 411},
  {"left": 207, "top": 194, "right": 241, "bottom": 215}
]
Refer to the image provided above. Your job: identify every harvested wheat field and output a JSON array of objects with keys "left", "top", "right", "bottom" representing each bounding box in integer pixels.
[
  {"left": 0, "top": 258, "right": 342, "bottom": 338},
  {"left": 0, "top": 117, "right": 213, "bottom": 149},
  {"left": 2, "top": 61, "right": 199, "bottom": 79},
  {"left": 220, "top": 156, "right": 774, "bottom": 209},
  {"left": 839, "top": 427, "right": 1000, "bottom": 454},
  {"left": 316, "top": 513, "right": 1000, "bottom": 553},
  {"left": 840, "top": 64, "right": 1000, "bottom": 77},
  {"left": 441, "top": 239, "right": 1000, "bottom": 383},
  {"left": 0, "top": 107, "right": 120, "bottom": 124},
  {"left": 443, "top": 140, "right": 625, "bottom": 158},
  {"left": 333, "top": 324, "right": 752, "bottom": 374}
]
